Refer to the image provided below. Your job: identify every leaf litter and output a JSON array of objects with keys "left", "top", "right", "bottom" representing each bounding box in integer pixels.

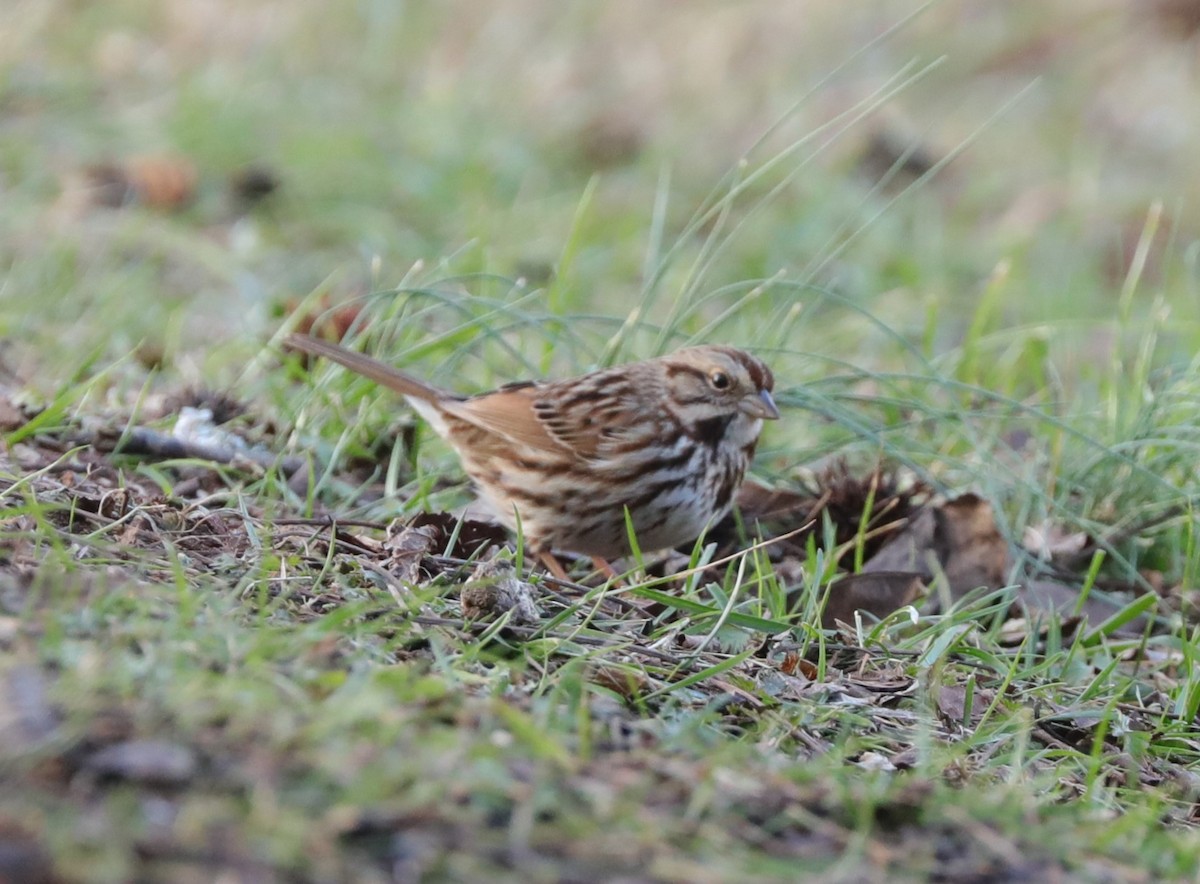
[{"left": 1, "top": 387, "right": 1197, "bottom": 879}]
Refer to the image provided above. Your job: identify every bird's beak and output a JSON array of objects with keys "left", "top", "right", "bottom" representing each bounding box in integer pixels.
[{"left": 740, "top": 389, "right": 780, "bottom": 420}]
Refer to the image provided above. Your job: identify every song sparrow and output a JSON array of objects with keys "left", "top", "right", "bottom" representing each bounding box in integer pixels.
[{"left": 286, "top": 334, "right": 779, "bottom": 575}]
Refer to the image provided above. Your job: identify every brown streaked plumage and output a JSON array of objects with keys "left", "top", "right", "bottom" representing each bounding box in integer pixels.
[{"left": 286, "top": 334, "right": 779, "bottom": 574}]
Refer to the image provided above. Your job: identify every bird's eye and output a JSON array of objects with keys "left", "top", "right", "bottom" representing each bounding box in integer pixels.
[{"left": 709, "top": 370, "right": 730, "bottom": 390}]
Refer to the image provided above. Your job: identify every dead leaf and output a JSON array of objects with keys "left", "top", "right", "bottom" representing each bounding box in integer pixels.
[
  {"left": 864, "top": 493, "right": 1008, "bottom": 603},
  {"left": 847, "top": 668, "right": 918, "bottom": 697},
  {"left": 1022, "top": 521, "right": 1091, "bottom": 562},
  {"left": 890, "top": 746, "right": 920, "bottom": 769},
  {"left": 937, "top": 494, "right": 1010, "bottom": 596},
  {"left": 1017, "top": 580, "right": 1149, "bottom": 638},
  {"left": 861, "top": 507, "right": 939, "bottom": 574},
  {"left": 815, "top": 571, "right": 923, "bottom": 629},
  {"left": 731, "top": 478, "right": 819, "bottom": 523},
  {"left": 407, "top": 511, "right": 509, "bottom": 561},
  {"left": 778, "top": 651, "right": 819, "bottom": 680},
  {"left": 723, "top": 461, "right": 930, "bottom": 562},
  {"left": 381, "top": 522, "right": 439, "bottom": 584},
  {"left": 934, "top": 683, "right": 969, "bottom": 725},
  {"left": 75, "top": 154, "right": 198, "bottom": 211},
  {"left": 284, "top": 294, "right": 368, "bottom": 350}
]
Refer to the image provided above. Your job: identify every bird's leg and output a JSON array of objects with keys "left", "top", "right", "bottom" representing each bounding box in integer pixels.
[
  {"left": 537, "top": 550, "right": 573, "bottom": 583},
  {"left": 590, "top": 556, "right": 621, "bottom": 582},
  {"left": 536, "top": 550, "right": 621, "bottom": 586}
]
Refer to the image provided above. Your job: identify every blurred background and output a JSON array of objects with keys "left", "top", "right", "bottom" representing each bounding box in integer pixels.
[{"left": 2, "top": 0, "right": 1199, "bottom": 409}]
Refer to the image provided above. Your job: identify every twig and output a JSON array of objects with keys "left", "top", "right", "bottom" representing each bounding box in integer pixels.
[{"left": 90, "top": 426, "right": 309, "bottom": 478}]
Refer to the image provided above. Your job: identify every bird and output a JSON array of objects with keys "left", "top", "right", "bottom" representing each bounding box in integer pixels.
[{"left": 286, "top": 333, "right": 779, "bottom": 579}]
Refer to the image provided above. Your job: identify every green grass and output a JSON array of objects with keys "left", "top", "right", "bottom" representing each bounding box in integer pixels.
[{"left": 3, "top": 1, "right": 1200, "bottom": 880}]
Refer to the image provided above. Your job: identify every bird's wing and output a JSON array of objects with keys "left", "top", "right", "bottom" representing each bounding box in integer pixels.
[
  {"left": 527, "top": 380, "right": 650, "bottom": 460},
  {"left": 442, "top": 384, "right": 581, "bottom": 456},
  {"left": 447, "top": 384, "right": 651, "bottom": 461}
]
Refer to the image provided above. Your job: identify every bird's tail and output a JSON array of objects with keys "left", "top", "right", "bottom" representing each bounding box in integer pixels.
[{"left": 284, "top": 334, "right": 448, "bottom": 403}]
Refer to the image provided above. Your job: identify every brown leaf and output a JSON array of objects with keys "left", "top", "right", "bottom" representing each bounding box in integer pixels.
[
  {"left": 723, "top": 462, "right": 931, "bottom": 563},
  {"left": 407, "top": 511, "right": 509, "bottom": 561},
  {"left": 778, "top": 651, "right": 819, "bottom": 680},
  {"left": 1017, "top": 580, "right": 1149, "bottom": 638},
  {"left": 817, "top": 571, "right": 923, "bottom": 629},
  {"left": 77, "top": 154, "right": 198, "bottom": 211},
  {"left": 731, "top": 478, "right": 819, "bottom": 523},
  {"left": 861, "top": 507, "right": 938, "bottom": 573},
  {"left": 284, "top": 295, "right": 368, "bottom": 349},
  {"left": 847, "top": 667, "right": 917, "bottom": 696},
  {"left": 939, "top": 494, "right": 1009, "bottom": 596},
  {"left": 863, "top": 493, "right": 1008, "bottom": 603},
  {"left": 381, "top": 522, "right": 439, "bottom": 584},
  {"left": 934, "top": 683, "right": 969, "bottom": 725}
]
